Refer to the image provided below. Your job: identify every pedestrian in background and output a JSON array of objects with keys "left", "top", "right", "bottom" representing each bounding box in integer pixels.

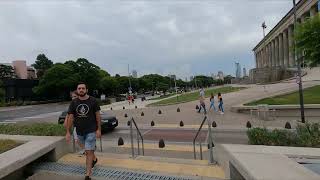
[
  {"left": 209, "top": 93, "right": 217, "bottom": 112},
  {"left": 217, "top": 92, "right": 224, "bottom": 115}
]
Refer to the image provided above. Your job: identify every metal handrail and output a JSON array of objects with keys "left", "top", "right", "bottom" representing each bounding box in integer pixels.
[
  {"left": 193, "top": 115, "right": 215, "bottom": 164},
  {"left": 130, "top": 117, "right": 145, "bottom": 158},
  {"left": 193, "top": 116, "right": 207, "bottom": 160}
]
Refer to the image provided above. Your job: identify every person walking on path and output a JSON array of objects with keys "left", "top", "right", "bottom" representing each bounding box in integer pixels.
[
  {"left": 198, "top": 87, "right": 207, "bottom": 114},
  {"left": 66, "top": 82, "right": 101, "bottom": 180},
  {"left": 64, "top": 91, "right": 85, "bottom": 154},
  {"left": 217, "top": 92, "right": 224, "bottom": 115},
  {"left": 209, "top": 93, "right": 217, "bottom": 112}
]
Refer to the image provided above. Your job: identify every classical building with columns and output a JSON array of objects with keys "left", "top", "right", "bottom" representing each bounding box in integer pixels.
[{"left": 250, "top": 0, "right": 319, "bottom": 83}]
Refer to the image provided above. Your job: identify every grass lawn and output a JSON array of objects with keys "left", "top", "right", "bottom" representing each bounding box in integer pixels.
[
  {"left": 148, "top": 86, "right": 246, "bottom": 106},
  {"left": 0, "top": 123, "right": 66, "bottom": 136},
  {"left": 149, "top": 94, "right": 175, "bottom": 100},
  {"left": 0, "top": 139, "right": 21, "bottom": 154},
  {"left": 245, "top": 85, "right": 320, "bottom": 106}
]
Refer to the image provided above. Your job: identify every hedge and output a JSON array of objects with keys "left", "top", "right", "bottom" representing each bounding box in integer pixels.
[
  {"left": 247, "top": 122, "right": 320, "bottom": 147},
  {"left": 0, "top": 123, "right": 66, "bottom": 136}
]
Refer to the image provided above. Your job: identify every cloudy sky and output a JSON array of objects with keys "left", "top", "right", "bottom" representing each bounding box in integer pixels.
[{"left": 0, "top": 0, "right": 293, "bottom": 79}]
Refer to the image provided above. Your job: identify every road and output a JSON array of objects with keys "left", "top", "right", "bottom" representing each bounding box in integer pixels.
[{"left": 0, "top": 103, "right": 68, "bottom": 123}]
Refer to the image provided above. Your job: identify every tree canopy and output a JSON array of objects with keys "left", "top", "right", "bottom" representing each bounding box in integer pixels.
[
  {"left": 295, "top": 14, "right": 320, "bottom": 67},
  {"left": 0, "top": 64, "right": 15, "bottom": 79},
  {"left": 0, "top": 80, "right": 5, "bottom": 102},
  {"left": 32, "top": 54, "right": 54, "bottom": 78},
  {"left": 32, "top": 55, "right": 232, "bottom": 100}
]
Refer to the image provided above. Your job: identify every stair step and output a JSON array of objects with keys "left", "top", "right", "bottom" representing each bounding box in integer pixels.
[
  {"left": 57, "top": 153, "right": 225, "bottom": 179},
  {"left": 93, "top": 152, "right": 209, "bottom": 166},
  {"left": 117, "top": 143, "right": 208, "bottom": 152},
  {"left": 32, "top": 162, "right": 203, "bottom": 180}
]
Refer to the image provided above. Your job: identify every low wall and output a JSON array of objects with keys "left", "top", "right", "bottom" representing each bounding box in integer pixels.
[
  {"left": 231, "top": 104, "right": 320, "bottom": 118},
  {"left": 214, "top": 144, "right": 320, "bottom": 180},
  {"left": 0, "top": 135, "right": 71, "bottom": 179},
  {"left": 249, "top": 67, "right": 296, "bottom": 84}
]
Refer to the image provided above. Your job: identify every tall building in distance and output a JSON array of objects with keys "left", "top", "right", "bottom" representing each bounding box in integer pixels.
[
  {"left": 190, "top": 76, "right": 194, "bottom": 81},
  {"left": 131, "top": 70, "right": 138, "bottom": 78},
  {"left": 235, "top": 62, "right": 241, "bottom": 79},
  {"left": 243, "top": 67, "right": 247, "bottom": 77},
  {"left": 168, "top": 74, "right": 176, "bottom": 80},
  {"left": 0, "top": 60, "right": 37, "bottom": 79},
  {"left": 217, "top": 71, "right": 224, "bottom": 80}
]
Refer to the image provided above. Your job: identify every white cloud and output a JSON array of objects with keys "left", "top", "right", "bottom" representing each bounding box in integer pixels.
[{"left": 0, "top": 0, "right": 292, "bottom": 78}]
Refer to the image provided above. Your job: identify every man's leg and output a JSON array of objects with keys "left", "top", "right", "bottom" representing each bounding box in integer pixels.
[
  {"left": 86, "top": 150, "right": 94, "bottom": 176},
  {"left": 84, "top": 132, "right": 97, "bottom": 177}
]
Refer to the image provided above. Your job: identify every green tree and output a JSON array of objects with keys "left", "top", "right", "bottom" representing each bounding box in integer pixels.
[
  {"left": 157, "top": 82, "right": 169, "bottom": 95},
  {"left": 75, "top": 58, "right": 101, "bottom": 92},
  {"left": 224, "top": 75, "right": 234, "bottom": 84},
  {"left": 295, "top": 14, "right": 320, "bottom": 67},
  {"left": 33, "top": 63, "right": 79, "bottom": 99},
  {"left": 0, "top": 64, "right": 15, "bottom": 79},
  {"left": 100, "top": 76, "right": 118, "bottom": 96},
  {"left": 0, "top": 80, "right": 5, "bottom": 103},
  {"left": 32, "top": 54, "right": 53, "bottom": 78}
]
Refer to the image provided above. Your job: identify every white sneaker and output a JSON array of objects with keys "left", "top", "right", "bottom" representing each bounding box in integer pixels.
[
  {"left": 220, "top": 112, "right": 224, "bottom": 115},
  {"left": 78, "top": 150, "right": 85, "bottom": 155}
]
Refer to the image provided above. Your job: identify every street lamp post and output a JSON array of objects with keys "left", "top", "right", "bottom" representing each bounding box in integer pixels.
[
  {"left": 262, "top": 21, "right": 267, "bottom": 37},
  {"left": 293, "top": 0, "right": 305, "bottom": 123}
]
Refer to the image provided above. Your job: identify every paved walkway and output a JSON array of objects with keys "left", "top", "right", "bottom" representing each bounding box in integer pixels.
[{"left": 101, "top": 68, "right": 320, "bottom": 129}]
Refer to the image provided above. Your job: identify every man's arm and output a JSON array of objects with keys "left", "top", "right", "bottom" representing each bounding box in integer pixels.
[
  {"left": 66, "top": 114, "right": 74, "bottom": 133},
  {"left": 95, "top": 111, "right": 101, "bottom": 138}
]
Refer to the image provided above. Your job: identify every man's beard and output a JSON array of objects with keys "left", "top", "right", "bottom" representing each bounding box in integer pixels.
[{"left": 79, "top": 92, "right": 86, "bottom": 97}]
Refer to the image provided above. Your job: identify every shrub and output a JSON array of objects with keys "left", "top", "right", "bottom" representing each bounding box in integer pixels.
[
  {"left": 247, "top": 122, "right": 320, "bottom": 148},
  {"left": 0, "top": 123, "right": 66, "bottom": 136},
  {"left": 296, "top": 123, "right": 320, "bottom": 147},
  {"left": 0, "top": 139, "right": 21, "bottom": 154}
]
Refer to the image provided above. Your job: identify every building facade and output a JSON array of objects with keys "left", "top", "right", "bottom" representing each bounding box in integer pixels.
[
  {"left": 1, "top": 60, "right": 37, "bottom": 79},
  {"left": 251, "top": 0, "right": 319, "bottom": 83},
  {"left": 217, "top": 71, "right": 224, "bottom": 80},
  {"left": 235, "top": 62, "right": 241, "bottom": 79},
  {"left": 131, "top": 70, "right": 138, "bottom": 78}
]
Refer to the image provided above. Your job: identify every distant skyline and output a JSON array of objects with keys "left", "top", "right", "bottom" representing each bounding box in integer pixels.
[{"left": 0, "top": 0, "right": 292, "bottom": 79}]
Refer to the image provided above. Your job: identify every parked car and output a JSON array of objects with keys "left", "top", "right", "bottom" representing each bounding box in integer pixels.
[{"left": 58, "top": 111, "right": 118, "bottom": 132}]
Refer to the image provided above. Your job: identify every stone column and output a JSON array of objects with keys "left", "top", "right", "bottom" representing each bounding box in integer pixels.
[
  {"left": 283, "top": 29, "right": 289, "bottom": 67},
  {"left": 272, "top": 39, "right": 276, "bottom": 67},
  {"left": 257, "top": 51, "right": 261, "bottom": 68},
  {"left": 263, "top": 46, "right": 266, "bottom": 67},
  {"left": 278, "top": 33, "right": 284, "bottom": 67},
  {"left": 288, "top": 25, "right": 295, "bottom": 67},
  {"left": 275, "top": 36, "right": 280, "bottom": 67},
  {"left": 255, "top": 53, "right": 258, "bottom": 68},
  {"left": 263, "top": 47, "right": 267, "bottom": 67},
  {"left": 267, "top": 43, "right": 271, "bottom": 67},
  {"left": 261, "top": 48, "right": 264, "bottom": 68},
  {"left": 271, "top": 40, "right": 274, "bottom": 67}
]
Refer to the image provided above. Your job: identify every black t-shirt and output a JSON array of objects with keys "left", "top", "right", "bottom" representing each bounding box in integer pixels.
[{"left": 68, "top": 96, "right": 100, "bottom": 135}]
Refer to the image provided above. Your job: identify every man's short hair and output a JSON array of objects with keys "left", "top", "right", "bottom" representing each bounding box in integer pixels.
[{"left": 77, "top": 82, "right": 87, "bottom": 89}]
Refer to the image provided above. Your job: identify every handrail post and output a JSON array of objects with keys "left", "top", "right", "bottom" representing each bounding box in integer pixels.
[
  {"left": 199, "top": 141, "right": 203, "bottom": 160},
  {"left": 100, "top": 123, "right": 103, "bottom": 152},
  {"left": 137, "top": 130, "right": 140, "bottom": 155},
  {"left": 193, "top": 116, "right": 207, "bottom": 160},
  {"left": 141, "top": 138, "right": 145, "bottom": 156},
  {"left": 130, "top": 117, "right": 135, "bottom": 158},
  {"left": 131, "top": 117, "right": 144, "bottom": 157},
  {"left": 71, "top": 125, "right": 76, "bottom": 153},
  {"left": 207, "top": 115, "right": 215, "bottom": 164},
  {"left": 193, "top": 139, "right": 196, "bottom": 159}
]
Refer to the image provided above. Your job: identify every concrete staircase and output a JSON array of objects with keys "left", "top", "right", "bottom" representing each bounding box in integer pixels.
[
  {"left": 29, "top": 152, "right": 225, "bottom": 180},
  {"left": 28, "top": 136, "right": 225, "bottom": 180}
]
